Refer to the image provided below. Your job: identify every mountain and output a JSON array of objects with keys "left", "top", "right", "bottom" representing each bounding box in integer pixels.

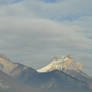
[
  {"left": 0, "top": 70, "right": 39, "bottom": 92},
  {"left": 37, "top": 55, "right": 92, "bottom": 90},
  {"left": 37, "top": 55, "right": 82, "bottom": 73},
  {"left": 29, "top": 70, "right": 92, "bottom": 92},
  {"left": 0, "top": 55, "right": 37, "bottom": 80},
  {"left": 37, "top": 55, "right": 91, "bottom": 81},
  {"left": 0, "top": 55, "right": 92, "bottom": 92}
]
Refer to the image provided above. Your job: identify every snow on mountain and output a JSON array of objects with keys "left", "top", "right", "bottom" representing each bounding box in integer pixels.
[{"left": 37, "top": 55, "right": 82, "bottom": 73}]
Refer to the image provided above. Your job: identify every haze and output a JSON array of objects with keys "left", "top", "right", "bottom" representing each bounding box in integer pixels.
[{"left": 0, "top": 0, "right": 92, "bottom": 76}]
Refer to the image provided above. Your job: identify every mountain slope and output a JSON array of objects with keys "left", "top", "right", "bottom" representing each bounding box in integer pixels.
[
  {"left": 37, "top": 56, "right": 92, "bottom": 90},
  {"left": 37, "top": 56, "right": 90, "bottom": 81},
  {"left": 0, "top": 70, "right": 27, "bottom": 92},
  {"left": 0, "top": 55, "right": 92, "bottom": 92},
  {"left": 0, "top": 55, "right": 37, "bottom": 79},
  {"left": 0, "top": 69, "right": 91, "bottom": 92},
  {"left": 28, "top": 70, "right": 92, "bottom": 92},
  {"left": 0, "top": 70, "right": 41, "bottom": 92}
]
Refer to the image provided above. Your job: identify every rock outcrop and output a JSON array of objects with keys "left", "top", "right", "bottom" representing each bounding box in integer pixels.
[{"left": 37, "top": 55, "right": 82, "bottom": 73}]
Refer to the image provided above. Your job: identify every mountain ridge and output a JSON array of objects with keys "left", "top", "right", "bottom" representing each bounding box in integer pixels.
[
  {"left": 0, "top": 56, "right": 37, "bottom": 79},
  {"left": 37, "top": 55, "right": 82, "bottom": 73},
  {"left": 0, "top": 55, "right": 92, "bottom": 92}
]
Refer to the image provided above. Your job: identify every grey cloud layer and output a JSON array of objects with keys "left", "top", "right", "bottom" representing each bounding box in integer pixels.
[
  {"left": 0, "top": 0, "right": 92, "bottom": 19},
  {"left": 0, "top": 0, "right": 92, "bottom": 76},
  {"left": 0, "top": 17, "right": 92, "bottom": 76}
]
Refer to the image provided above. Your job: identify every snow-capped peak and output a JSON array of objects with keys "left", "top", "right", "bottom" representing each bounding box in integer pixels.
[{"left": 37, "top": 55, "right": 82, "bottom": 73}]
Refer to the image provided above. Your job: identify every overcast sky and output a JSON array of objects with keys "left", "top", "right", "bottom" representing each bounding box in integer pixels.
[{"left": 0, "top": 0, "right": 92, "bottom": 76}]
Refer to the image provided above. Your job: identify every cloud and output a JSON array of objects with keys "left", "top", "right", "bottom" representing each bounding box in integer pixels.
[
  {"left": 41, "top": 0, "right": 61, "bottom": 3},
  {"left": 0, "top": 0, "right": 92, "bottom": 76},
  {"left": 0, "top": 16, "right": 92, "bottom": 76},
  {"left": 0, "top": 0, "right": 92, "bottom": 20},
  {"left": 0, "top": 0, "right": 23, "bottom": 5}
]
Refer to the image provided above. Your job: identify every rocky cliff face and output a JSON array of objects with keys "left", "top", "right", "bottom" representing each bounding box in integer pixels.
[{"left": 37, "top": 55, "right": 82, "bottom": 73}]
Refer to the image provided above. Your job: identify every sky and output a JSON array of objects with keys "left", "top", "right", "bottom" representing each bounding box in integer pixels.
[{"left": 0, "top": 0, "right": 92, "bottom": 76}]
